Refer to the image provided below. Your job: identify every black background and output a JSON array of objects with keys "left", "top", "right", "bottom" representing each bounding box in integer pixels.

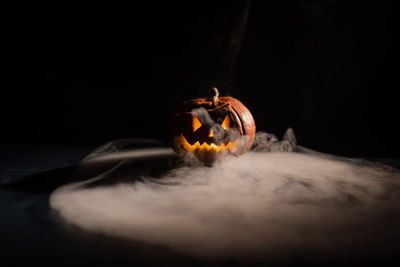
[{"left": 4, "top": 0, "right": 399, "bottom": 157}]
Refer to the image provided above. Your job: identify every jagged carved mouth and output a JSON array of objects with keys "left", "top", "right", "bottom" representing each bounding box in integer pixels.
[{"left": 177, "top": 134, "right": 238, "bottom": 153}]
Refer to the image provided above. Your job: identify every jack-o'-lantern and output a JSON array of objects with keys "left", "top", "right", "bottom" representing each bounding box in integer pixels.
[{"left": 169, "top": 88, "right": 256, "bottom": 165}]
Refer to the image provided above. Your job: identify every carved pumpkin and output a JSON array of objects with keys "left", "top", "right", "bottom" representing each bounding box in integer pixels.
[{"left": 169, "top": 88, "right": 256, "bottom": 165}]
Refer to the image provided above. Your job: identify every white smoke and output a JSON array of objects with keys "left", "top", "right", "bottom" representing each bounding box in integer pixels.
[
  {"left": 50, "top": 133, "right": 400, "bottom": 263},
  {"left": 252, "top": 128, "right": 297, "bottom": 152},
  {"left": 191, "top": 107, "right": 240, "bottom": 144}
]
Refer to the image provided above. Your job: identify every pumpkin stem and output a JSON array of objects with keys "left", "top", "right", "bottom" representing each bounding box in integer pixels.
[{"left": 211, "top": 87, "right": 219, "bottom": 105}]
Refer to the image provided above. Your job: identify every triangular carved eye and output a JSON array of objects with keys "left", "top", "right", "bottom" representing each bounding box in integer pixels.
[
  {"left": 192, "top": 116, "right": 202, "bottom": 132},
  {"left": 221, "top": 115, "right": 230, "bottom": 131}
]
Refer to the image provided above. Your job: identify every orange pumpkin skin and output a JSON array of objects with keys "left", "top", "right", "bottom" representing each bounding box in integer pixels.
[{"left": 169, "top": 88, "right": 256, "bottom": 164}]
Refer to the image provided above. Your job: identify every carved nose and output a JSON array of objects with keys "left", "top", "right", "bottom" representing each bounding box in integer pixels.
[{"left": 209, "top": 129, "right": 214, "bottom": 137}]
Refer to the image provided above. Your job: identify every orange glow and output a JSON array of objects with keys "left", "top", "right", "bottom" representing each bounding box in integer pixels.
[
  {"left": 221, "top": 115, "right": 230, "bottom": 131},
  {"left": 209, "top": 129, "right": 214, "bottom": 137},
  {"left": 178, "top": 134, "right": 238, "bottom": 153},
  {"left": 192, "top": 116, "right": 202, "bottom": 132}
]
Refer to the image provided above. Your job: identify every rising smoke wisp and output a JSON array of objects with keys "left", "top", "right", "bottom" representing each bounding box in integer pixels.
[{"left": 50, "top": 131, "right": 400, "bottom": 263}]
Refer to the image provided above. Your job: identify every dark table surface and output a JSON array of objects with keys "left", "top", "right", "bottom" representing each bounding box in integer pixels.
[{"left": 1, "top": 142, "right": 399, "bottom": 267}]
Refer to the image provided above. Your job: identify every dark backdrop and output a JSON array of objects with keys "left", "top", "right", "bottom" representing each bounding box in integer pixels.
[{"left": 3, "top": 0, "right": 399, "bottom": 157}]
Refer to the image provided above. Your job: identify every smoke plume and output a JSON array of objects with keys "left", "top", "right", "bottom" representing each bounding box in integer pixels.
[{"left": 50, "top": 132, "right": 400, "bottom": 263}]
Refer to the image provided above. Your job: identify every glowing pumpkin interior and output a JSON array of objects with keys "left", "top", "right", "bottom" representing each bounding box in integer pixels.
[{"left": 174, "top": 113, "right": 239, "bottom": 157}]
